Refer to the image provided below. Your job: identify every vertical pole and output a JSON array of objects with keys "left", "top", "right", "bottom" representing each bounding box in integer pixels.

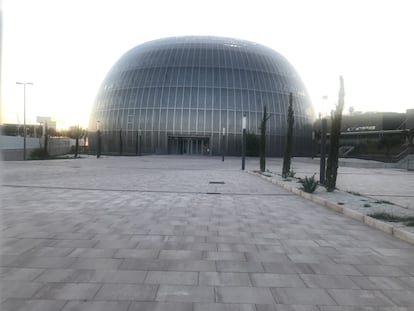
[
  {"left": 242, "top": 114, "right": 246, "bottom": 170},
  {"left": 320, "top": 118, "right": 327, "bottom": 184},
  {"left": 222, "top": 127, "right": 225, "bottom": 162},
  {"left": 139, "top": 128, "right": 142, "bottom": 156},
  {"left": 96, "top": 121, "right": 101, "bottom": 158},
  {"left": 135, "top": 131, "right": 139, "bottom": 155},
  {"left": 119, "top": 129, "right": 122, "bottom": 155},
  {"left": 23, "top": 84, "right": 26, "bottom": 161}
]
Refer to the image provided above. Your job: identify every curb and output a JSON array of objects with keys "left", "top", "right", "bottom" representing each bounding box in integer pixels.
[{"left": 249, "top": 171, "right": 414, "bottom": 245}]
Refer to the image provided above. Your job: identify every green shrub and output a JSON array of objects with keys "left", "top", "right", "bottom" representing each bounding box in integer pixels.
[
  {"left": 287, "top": 170, "right": 296, "bottom": 178},
  {"left": 30, "top": 148, "right": 49, "bottom": 160},
  {"left": 299, "top": 174, "right": 318, "bottom": 193},
  {"left": 368, "top": 212, "right": 414, "bottom": 225}
]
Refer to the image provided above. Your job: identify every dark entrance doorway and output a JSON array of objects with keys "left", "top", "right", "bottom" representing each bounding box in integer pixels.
[{"left": 168, "top": 136, "right": 210, "bottom": 155}]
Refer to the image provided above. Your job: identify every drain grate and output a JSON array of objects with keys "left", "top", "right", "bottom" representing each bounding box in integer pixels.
[{"left": 209, "top": 181, "right": 225, "bottom": 184}]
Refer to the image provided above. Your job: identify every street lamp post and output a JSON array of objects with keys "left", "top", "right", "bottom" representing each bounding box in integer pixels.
[
  {"left": 241, "top": 114, "right": 247, "bottom": 170},
  {"left": 96, "top": 121, "right": 101, "bottom": 158},
  {"left": 222, "top": 127, "right": 226, "bottom": 162},
  {"left": 16, "top": 82, "right": 33, "bottom": 161},
  {"left": 320, "top": 118, "right": 327, "bottom": 185},
  {"left": 139, "top": 128, "right": 142, "bottom": 156}
]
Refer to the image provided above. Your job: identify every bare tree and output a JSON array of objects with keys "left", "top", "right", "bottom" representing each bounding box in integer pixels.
[
  {"left": 326, "top": 76, "right": 345, "bottom": 192},
  {"left": 282, "top": 93, "right": 294, "bottom": 178},
  {"left": 259, "top": 105, "right": 270, "bottom": 172}
]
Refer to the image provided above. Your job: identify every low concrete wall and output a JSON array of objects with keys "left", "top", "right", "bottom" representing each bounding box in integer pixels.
[{"left": 0, "top": 135, "right": 73, "bottom": 160}]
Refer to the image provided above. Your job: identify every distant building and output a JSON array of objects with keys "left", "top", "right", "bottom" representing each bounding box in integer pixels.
[
  {"left": 314, "top": 109, "right": 414, "bottom": 158},
  {"left": 88, "top": 36, "right": 315, "bottom": 156}
]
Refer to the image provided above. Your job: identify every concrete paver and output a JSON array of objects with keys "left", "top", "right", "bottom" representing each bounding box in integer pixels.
[{"left": 1, "top": 155, "right": 414, "bottom": 309}]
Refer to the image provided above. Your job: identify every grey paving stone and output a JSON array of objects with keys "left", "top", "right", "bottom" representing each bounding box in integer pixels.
[
  {"left": 203, "top": 251, "right": 246, "bottom": 261},
  {"left": 68, "top": 258, "right": 123, "bottom": 270},
  {"left": 145, "top": 271, "right": 198, "bottom": 285},
  {"left": 67, "top": 248, "right": 116, "bottom": 258},
  {"left": 34, "top": 269, "right": 96, "bottom": 283},
  {"left": 318, "top": 307, "right": 410, "bottom": 311},
  {"left": 7, "top": 256, "right": 76, "bottom": 269},
  {"left": 287, "top": 254, "right": 335, "bottom": 264},
  {"left": 34, "top": 283, "right": 102, "bottom": 300},
  {"left": 53, "top": 232, "right": 96, "bottom": 240},
  {"left": 350, "top": 276, "right": 406, "bottom": 290},
  {"left": 194, "top": 303, "right": 255, "bottom": 311},
  {"left": 199, "top": 272, "right": 251, "bottom": 286},
  {"left": 328, "top": 289, "right": 396, "bottom": 306},
  {"left": 0, "top": 299, "right": 67, "bottom": 311},
  {"left": 21, "top": 247, "right": 75, "bottom": 257},
  {"left": 94, "top": 283, "right": 158, "bottom": 300},
  {"left": 87, "top": 269, "right": 147, "bottom": 283},
  {"left": 61, "top": 300, "right": 131, "bottom": 311},
  {"left": 158, "top": 250, "right": 203, "bottom": 260},
  {"left": 0, "top": 268, "right": 44, "bottom": 281},
  {"left": 382, "top": 289, "right": 414, "bottom": 307},
  {"left": 299, "top": 274, "right": 360, "bottom": 289},
  {"left": 0, "top": 281, "right": 44, "bottom": 299},
  {"left": 113, "top": 249, "right": 160, "bottom": 259},
  {"left": 94, "top": 239, "right": 138, "bottom": 249},
  {"left": 156, "top": 285, "right": 214, "bottom": 302},
  {"left": 271, "top": 288, "right": 336, "bottom": 305},
  {"left": 354, "top": 265, "right": 407, "bottom": 277},
  {"left": 330, "top": 254, "right": 383, "bottom": 265},
  {"left": 308, "top": 263, "right": 362, "bottom": 276},
  {"left": 52, "top": 239, "right": 98, "bottom": 248},
  {"left": 397, "top": 277, "right": 414, "bottom": 289},
  {"left": 245, "top": 252, "right": 291, "bottom": 263},
  {"left": 216, "top": 286, "right": 275, "bottom": 304},
  {"left": 119, "top": 259, "right": 170, "bottom": 271},
  {"left": 217, "top": 243, "right": 258, "bottom": 252},
  {"left": 35, "top": 268, "right": 146, "bottom": 284},
  {"left": 162, "top": 242, "right": 218, "bottom": 251},
  {"left": 250, "top": 273, "right": 306, "bottom": 287},
  {"left": 3, "top": 157, "right": 414, "bottom": 310},
  {"left": 216, "top": 261, "right": 264, "bottom": 272},
  {"left": 263, "top": 262, "right": 314, "bottom": 274},
  {"left": 128, "top": 301, "right": 193, "bottom": 311},
  {"left": 166, "top": 260, "right": 217, "bottom": 272},
  {"left": 256, "top": 304, "right": 320, "bottom": 311},
  {"left": 163, "top": 235, "right": 207, "bottom": 243}
]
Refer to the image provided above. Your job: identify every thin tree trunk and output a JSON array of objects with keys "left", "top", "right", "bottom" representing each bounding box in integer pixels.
[
  {"left": 282, "top": 93, "right": 294, "bottom": 178},
  {"left": 326, "top": 76, "right": 345, "bottom": 192}
]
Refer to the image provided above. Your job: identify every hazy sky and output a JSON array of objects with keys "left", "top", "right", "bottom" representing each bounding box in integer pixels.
[{"left": 2, "top": 0, "right": 413, "bottom": 129}]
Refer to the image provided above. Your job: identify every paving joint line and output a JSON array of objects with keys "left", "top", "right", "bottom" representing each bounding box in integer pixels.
[{"left": 2, "top": 184, "right": 295, "bottom": 197}]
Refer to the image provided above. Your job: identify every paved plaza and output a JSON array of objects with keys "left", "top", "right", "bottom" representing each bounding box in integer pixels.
[{"left": 1, "top": 155, "right": 414, "bottom": 310}]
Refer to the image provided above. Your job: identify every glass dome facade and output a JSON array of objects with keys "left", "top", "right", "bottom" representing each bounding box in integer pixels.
[{"left": 89, "top": 36, "right": 315, "bottom": 156}]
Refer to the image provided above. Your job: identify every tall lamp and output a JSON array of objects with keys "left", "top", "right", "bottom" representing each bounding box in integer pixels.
[
  {"left": 222, "top": 127, "right": 226, "bottom": 162},
  {"left": 16, "top": 82, "right": 34, "bottom": 161},
  {"left": 242, "top": 114, "right": 247, "bottom": 170}
]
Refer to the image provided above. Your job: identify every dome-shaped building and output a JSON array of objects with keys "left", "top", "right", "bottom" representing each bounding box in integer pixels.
[{"left": 89, "top": 36, "right": 315, "bottom": 156}]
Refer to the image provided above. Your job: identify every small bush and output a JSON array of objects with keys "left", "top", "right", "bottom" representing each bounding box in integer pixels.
[
  {"left": 287, "top": 170, "right": 296, "bottom": 178},
  {"left": 368, "top": 212, "right": 414, "bottom": 225},
  {"left": 30, "top": 148, "right": 49, "bottom": 160},
  {"left": 299, "top": 174, "right": 318, "bottom": 193}
]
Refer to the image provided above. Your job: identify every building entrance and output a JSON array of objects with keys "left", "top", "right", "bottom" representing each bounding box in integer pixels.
[{"left": 168, "top": 136, "right": 210, "bottom": 155}]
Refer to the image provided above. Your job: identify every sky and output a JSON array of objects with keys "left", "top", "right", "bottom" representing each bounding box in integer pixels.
[{"left": 1, "top": 0, "right": 413, "bottom": 129}]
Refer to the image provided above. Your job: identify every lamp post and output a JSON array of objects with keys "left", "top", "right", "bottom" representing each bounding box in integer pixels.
[
  {"left": 96, "top": 120, "right": 101, "bottom": 158},
  {"left": 320, "top": 118, "right": 327, "bottom": 185},
  {"left": 16, "top": 82, "right": 33, "bottom": 161},
  {"left": 139, "top": 128, "right": 142, "bottom": 156},
  {"left": 241, "top": 114, "right": 247, "bottom": 170},
  {"left": 222, "top": 127, "right": 226, "bottom": 162}
]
